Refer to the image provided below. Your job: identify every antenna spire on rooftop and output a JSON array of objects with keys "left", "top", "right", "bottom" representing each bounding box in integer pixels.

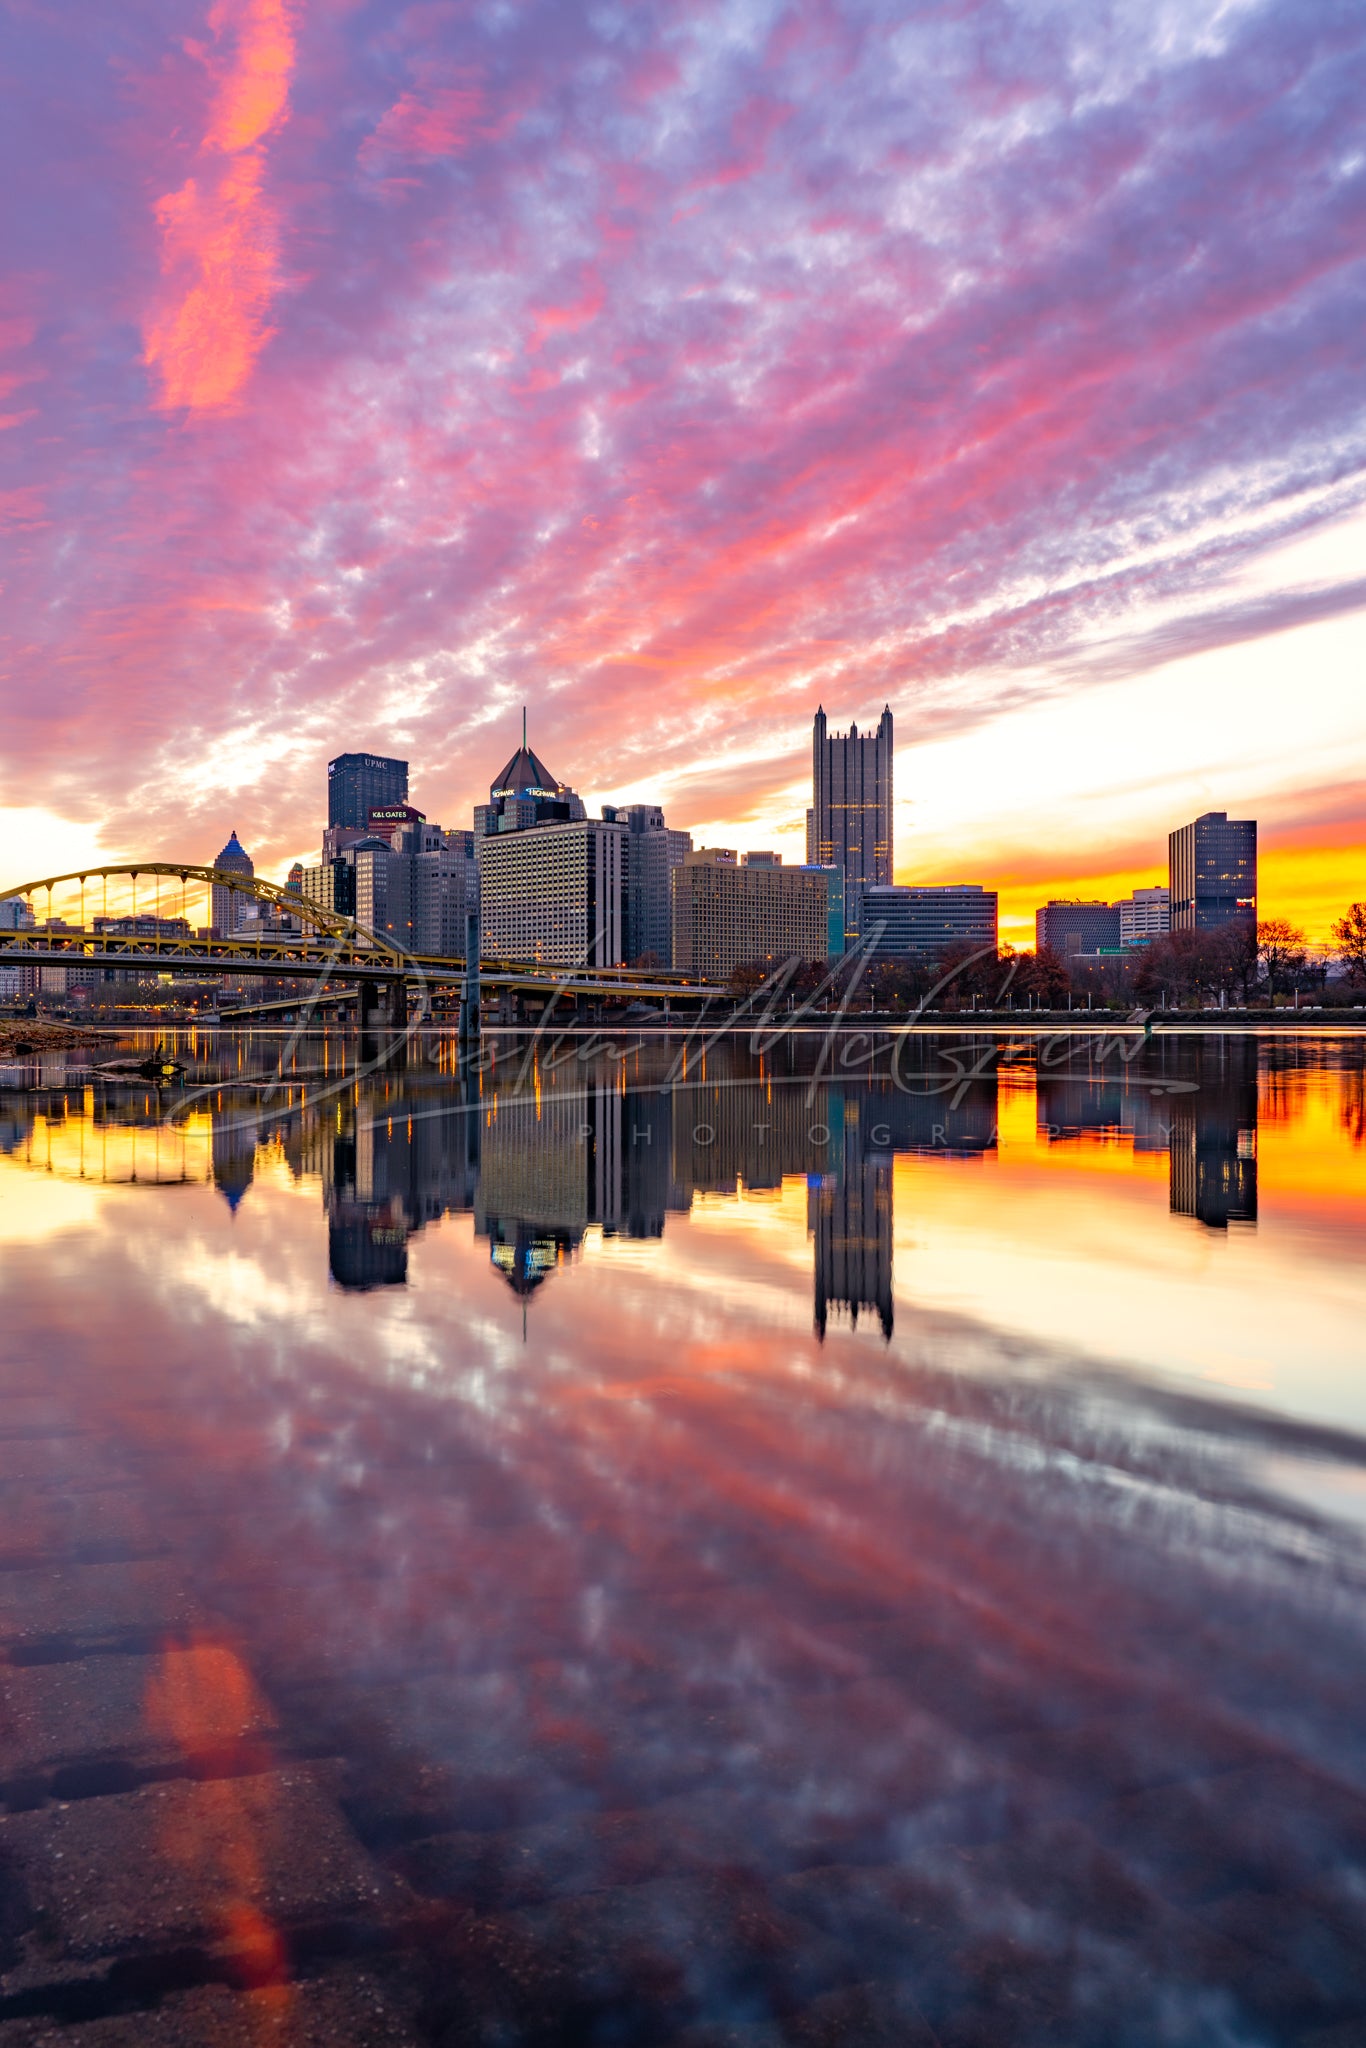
[{"left": 522, "top": 705, "right": 527, "bottom": 750}]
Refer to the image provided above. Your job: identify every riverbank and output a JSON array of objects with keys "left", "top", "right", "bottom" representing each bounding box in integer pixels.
[{"left": 0, "top": 1020, "right": 101, "bottom": 1058}]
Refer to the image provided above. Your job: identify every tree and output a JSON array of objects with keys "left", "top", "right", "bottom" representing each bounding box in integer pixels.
[
  {"left": 934, "top": 939, "right": 1001, "bottom": 1006},
  {"left": 1332, "top": 902, "right": 1366, "bottom": 986},
  {"left": 1132, "top": 929, "right": 1224, "bottom": 1008},
  {"left": 1016, "top": 945, "right": 1072, "bottom": 1006},
  {"left": 726, "top": 962, "right": 769, "bottom": 999},
  {"left": 868, "top": 956, "right": 934, "bottom": 1010},
  {"left": 1258, "top": 918, "right": 1307, "bottom": 1001}
]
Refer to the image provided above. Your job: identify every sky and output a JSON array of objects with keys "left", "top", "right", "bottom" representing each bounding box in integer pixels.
[{"left": 0, "top": 0, "right": 1363, "bottom": 944}]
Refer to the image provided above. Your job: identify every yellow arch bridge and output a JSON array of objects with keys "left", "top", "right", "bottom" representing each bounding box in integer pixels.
[{"left": 0, "top": 862, "right": 707, "bottom": 1021}]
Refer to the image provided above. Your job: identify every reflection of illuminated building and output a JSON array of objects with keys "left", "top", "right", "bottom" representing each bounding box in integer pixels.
[
  {"left": 810, "top": 1096, "right": 893, "bottom": 1341},
  {"left": 475, "top": 1085, "right": 624, "bottom": 1294},
  {"left": 486, "top": 1220, "right": 576, "bottom": 1297},
  {"left": 329, "top": 1202, "right": 409, "bottom": 1288},
  {"left": 1168, "top": 1037, "right": 1258, "bottom": 1228},
  {"left": 1170, "top": 1113, "right": 1257, "bottom": 1227},
  {"left": 210, "top": 1118, "right": 256, "bottom": 1213},
  {"left": 616, "top": 1088, "right": 686, "bottom": 1238},
  {"left": 670, "top": 1078, "right": 826, "bottom": 1194},
  {"left": 1032, "top": 1037, "right": 1260, "bottom": 1226},
  {"left": 1036, "top": 1073, "right": 1175, "bottom": 1152},
  {"left": 322, "top": 1086, "right": 481, "bottom": 1290}
]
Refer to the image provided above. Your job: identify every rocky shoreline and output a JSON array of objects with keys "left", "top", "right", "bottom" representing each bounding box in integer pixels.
[{"left": 0, "top": 1021, "right": 102, "bottom": 1058}]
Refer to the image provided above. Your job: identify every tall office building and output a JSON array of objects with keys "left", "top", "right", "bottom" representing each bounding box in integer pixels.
[
  {"left": 861, "top": 884, "right": 997, "bottom": 958},
  {"left": 1119, "top": 885, "right": 1170, "bottom": 946},
  {"left": 671, "top": 851, "right": 839, "bottom": 980},
  {"left": 811, "top": 707, "right": 894, "bottom": 932},
  {"left": 1169, "top": 812, "right": 1257, "bottom": 932},
  {"left": 353, "top": 836, "right": 410, "bottom": 946},
  {"left": 475, "top": 719, "right": 586, "bottom": 838},
  {"left": 610, "top": 804, "right": 692, "bottom": 965},
  {"left": 480, "top": 818, "right": 625, "bottom": 966},
  {"left": 412, "top": 824, "right": 479, "bottom": 957},
  {"left": 1036, "top": 900, "right": 1122, "bottom": 955},
  {"left": 328, "top": 753, "right": 409, "bottom": 832},
  {"left": 312, "top": 817, "right": 478, "bottom": 956},
  {"left": 471, "top": 720, "right": 621, "bottom": 966},
  {"left": 210, "top": 830, "right": 254, "bottom": 937}
]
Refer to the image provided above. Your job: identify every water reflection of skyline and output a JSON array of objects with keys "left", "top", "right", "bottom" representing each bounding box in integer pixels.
[
  {"left": 3, "top": 1034, "right": 1364, "bottom": 1318},
  {"left": 295, "top": 1035, "right": 1274, "bottom": 1312},
  {"left": 2, "top": 1035, "right": 1366, "bottom": 2042},
  {"left": 309, "top": 1067, "right": 1002, "bottom": 1330}
]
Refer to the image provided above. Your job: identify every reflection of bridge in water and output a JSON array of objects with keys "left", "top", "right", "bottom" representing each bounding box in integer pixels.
[{"left": 0, "top": 1097, "right": 221, "bottom": 1186}]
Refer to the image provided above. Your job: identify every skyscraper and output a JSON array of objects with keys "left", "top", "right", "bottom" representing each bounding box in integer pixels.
[
  {"left": 614, "top": 804, "right": 692, "bottom": 965},
  {"left": 474, "top": 715, "right": 586, "bottom": 837},
  {"left": 1169, "top": 812, "right": 1257, "bottom": 932},
  {"left": 327, "top": 752, "right": 409, "bottom": 832},
  {"left": 210, "top": 830, "right": 254, "bottom": 937},
  {"left": 811, "top": 707, "right": 894, "bottom": 932}
]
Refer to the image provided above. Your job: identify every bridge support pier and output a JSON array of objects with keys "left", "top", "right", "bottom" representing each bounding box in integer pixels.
[
  {"left": 358, "top": 978, "right": 408, "bottom": 1034},
  {"left": 458, "top": 907, "right": 480, "bottom": 1060}
]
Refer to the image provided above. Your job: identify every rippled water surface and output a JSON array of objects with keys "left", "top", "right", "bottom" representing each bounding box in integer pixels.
[{"left": 1, "top": 1025, "right": 1364, "bottom": 2045}]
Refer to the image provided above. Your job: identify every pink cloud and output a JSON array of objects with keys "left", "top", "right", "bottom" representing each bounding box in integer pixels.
[
  {"left": 0, "top": 0, "right": 1361, "bottom": 882},
  {"left": 143, "top": 0, "right": 296, "bottom": 412},
  {"left": 359, "top": 76, "right": 486, "bottom": 170}
]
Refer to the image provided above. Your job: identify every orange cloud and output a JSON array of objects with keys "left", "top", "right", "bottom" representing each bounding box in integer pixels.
[{"left": 144, "top": 0, "right": 295, "bottom": 412}]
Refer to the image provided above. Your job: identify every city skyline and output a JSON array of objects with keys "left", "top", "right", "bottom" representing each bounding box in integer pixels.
[
  {"left": 222, "top": 723, "right": 1267, "bottom": 966},
  {"left": 0, "top": 1, "right": 1362, "bottom": 947}
]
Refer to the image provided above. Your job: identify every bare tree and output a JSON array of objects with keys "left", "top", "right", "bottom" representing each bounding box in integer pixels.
[
  {"left": 1332, "top": 902, "right": 1366, "bottom": 987},
  {"left": 1257, "top": 918, "right": 1307, "bottom": 1001},
  {"left": 1016, "top": 945, "right": 1072, "bottom": 1005}
]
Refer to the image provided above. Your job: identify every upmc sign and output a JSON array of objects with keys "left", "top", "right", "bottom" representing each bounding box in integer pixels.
[{"left": 329, "top": 756, "right": 394, "bottom": 774}]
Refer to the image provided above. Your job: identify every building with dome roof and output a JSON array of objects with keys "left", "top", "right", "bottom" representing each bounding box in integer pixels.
[{"left": 210, "top": 830, "right": 254, "bottom": 936}]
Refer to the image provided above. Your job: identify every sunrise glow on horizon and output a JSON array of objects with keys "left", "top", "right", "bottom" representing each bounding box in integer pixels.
[{"left": 2, "top": 0, "right": 1363, "bottom": 942}]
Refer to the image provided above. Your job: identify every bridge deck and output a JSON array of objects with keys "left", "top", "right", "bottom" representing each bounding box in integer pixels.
[{"left": 0, "top": 933, "right": 706, "bottom": 1000}]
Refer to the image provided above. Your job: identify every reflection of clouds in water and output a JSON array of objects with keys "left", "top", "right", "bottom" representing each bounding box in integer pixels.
[
  {"left": 2, "top": 1039, "right": 1366, "bottom": 2036},
  {"left": 7, "top": 1176, "right": 1365, "bottom": 2041}
]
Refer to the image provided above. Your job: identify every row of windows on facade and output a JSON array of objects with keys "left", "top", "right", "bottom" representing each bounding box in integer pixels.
[{"left": 1035, "top": 820, "right": 1256, "bottom": 955}]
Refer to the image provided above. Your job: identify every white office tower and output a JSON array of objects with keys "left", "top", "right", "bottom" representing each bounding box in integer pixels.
[
  {"left": 1120, "top": 886, "right": 1171, "bottom": 947},
  {"left": 479, "top": 818, "right": 626, "bottom": 966}
]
